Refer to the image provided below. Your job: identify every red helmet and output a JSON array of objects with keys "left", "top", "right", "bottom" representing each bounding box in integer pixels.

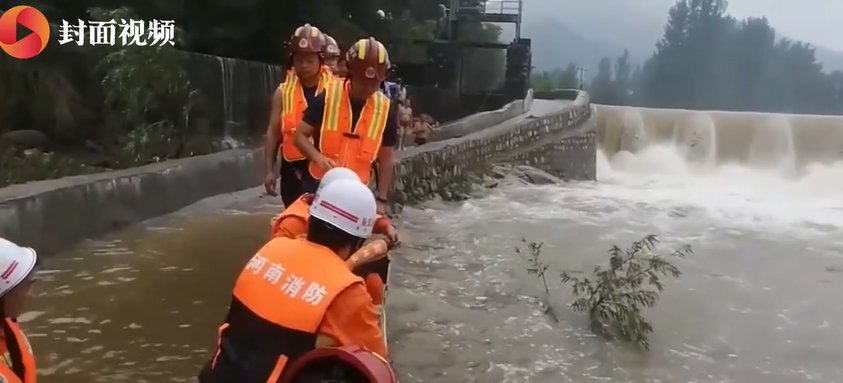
[
  {"left": 281, "top": 346, "right": 397, "bottom": 383},
  {"left": 346, "top": 37, "right": 390, "bottom": 81},
  {"left": 324, "top": 34, "right": 342, "bottom": 59},
  {"left": 289, "top": 23, "right": 325, "bottom": 55}
]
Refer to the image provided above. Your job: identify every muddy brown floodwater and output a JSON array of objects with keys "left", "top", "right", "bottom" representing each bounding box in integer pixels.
[
  {"left": 24, "top": 121, "right": 843, "bottom": 383},
  {"left": 27, "top": 189, "right": 277, "bottom": 382}
]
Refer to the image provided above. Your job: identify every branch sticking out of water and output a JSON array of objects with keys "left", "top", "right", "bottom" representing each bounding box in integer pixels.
[
  {"left": 517, "top": 234, "right": 693, "bottom": 351},
  {"left": 515, "top": 238, "right": 558, "bottom": 323}
]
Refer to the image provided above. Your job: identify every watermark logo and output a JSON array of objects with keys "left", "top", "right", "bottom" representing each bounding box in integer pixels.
[
  {"left": 58, "top": 19, "right": 175, "bottom": 47},
  {"left": 0, "top": 6, "right": 50, "bottom": 59}
]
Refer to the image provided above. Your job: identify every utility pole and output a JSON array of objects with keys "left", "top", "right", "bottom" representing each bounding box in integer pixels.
[{"left": 577, "top": 67, "right": 587, "bottom": 90}]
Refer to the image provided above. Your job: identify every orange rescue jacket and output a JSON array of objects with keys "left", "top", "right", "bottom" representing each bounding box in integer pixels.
[
  {"left": 278, "top": 70, "right": 332, "bottom": 162},
  {"left": 205, "top": 237, "right": 364, "bottom": 382},
  {"left": 0, "top": 317, "right": 37, "bottom": 383},
  {"left": 309, "top": 81, "right": 391, "bottom": 184}
]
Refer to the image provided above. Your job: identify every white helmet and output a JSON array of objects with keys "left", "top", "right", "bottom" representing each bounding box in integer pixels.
[
  {"left": 0, "top": 238, "right": 37, "bottom": 297},
  {"left": 309, "top": 179, "right": 377, "bottom": 239},
  {"left": 316, "top": 167, "right": 360, "bottom": 194}
]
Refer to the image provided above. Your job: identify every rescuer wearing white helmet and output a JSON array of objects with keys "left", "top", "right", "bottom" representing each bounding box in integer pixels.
[
  {"left": 269, "top": 167, "right": 399, "bottom": 247},
  {"left": 199, "top": 179, "right": 388, "bottom": 383},
  {"left": 0, "top": 238, "right": 39, "bottom": 383},
  {"left": 316, "top": 167, "right": 359, "bottom": 193}
]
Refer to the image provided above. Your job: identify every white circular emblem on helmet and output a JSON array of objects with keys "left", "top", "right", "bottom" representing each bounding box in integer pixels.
[
  {"left": 365, "top": 67, "right": 377, "bottom": 79},
  {"left": 298, "top": 38, "right": 309, "bottom": 48}
]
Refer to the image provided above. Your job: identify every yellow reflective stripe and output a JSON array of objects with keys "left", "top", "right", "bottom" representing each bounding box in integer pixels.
[
  {"left": 325, "top": 82, "right": 343, "bottom": 132},
  {"left": 281, "top": 75, "right": 298, "bottom": 123},
  {"left": 357, "top": 39, "right": 367, "bottom": 60},
  {"left": 318, "top": 71, "right": 329, "bottom": 94},
  {"left": 377, "top": 42, "right": 385, "bottom": 63},
  {"left": 368, "top": 95, "right": 388, "bottom": 140}
]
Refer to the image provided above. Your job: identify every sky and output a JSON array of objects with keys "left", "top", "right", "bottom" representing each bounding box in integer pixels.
[
  {"left": 523, "top": 0, "right": 843, "bottom": 52},
  {"left": 726, "top": 0, "right": 843, "bottom": 51}
]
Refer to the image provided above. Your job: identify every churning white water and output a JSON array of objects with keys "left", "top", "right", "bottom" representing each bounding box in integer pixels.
[
  {"left": 390, "top": 106, "right": 843, "bottom": 383},
  {"left": 599, "top": 145, "right": 843, "bottom": 232}
]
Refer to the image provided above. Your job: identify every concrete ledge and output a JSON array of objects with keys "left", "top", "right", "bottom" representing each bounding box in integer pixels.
[
  {"left": 0, "top": 149, "right": 260, "bottom": 254},
  {"left": 429, "top": 99, "right": 525, "bottom": 141},
  {"left": 0, "top": 94, "right": 594, "bottom": 254},
  {"left": 394, "top": 97, "right": 593, "bottom": 202}
]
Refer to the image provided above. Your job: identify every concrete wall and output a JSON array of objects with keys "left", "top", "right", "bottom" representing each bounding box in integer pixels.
[
  {"left": 429, "top": 99, "right": 525, "bottom": 141},
  {"left": 0, "top": 92, "right": 594, "bottom": 255},
  {"left": 186, "top": 53, "right": 283, "bottom": 137},
  {"left": 184, "top": 53, "right": 513, "bottom": 138},
  {"left": 394, "top": 96, "right": 593, "bottom": 202},
  {"left": 0, "top": 150, "right": 262, "bottom": 254}
]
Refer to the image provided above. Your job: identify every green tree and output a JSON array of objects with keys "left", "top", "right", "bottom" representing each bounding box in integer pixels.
[
  {"left": 590, "top": 57, "right": 614, "bottom": 104},
  {"left": 531, "top": 71, "right": 555, "bottom": 92},
  {"left": 613, "top": 50, "right": 632, "bottom": 104},
  {"left": 630, "top": 0, "right": 843, "bottom": 114},
  {"left": 559, "top": 63, "right": 580, "bottom": 89},
  {"left": 530, "top": 63, "right": 579, "bottom": 91}
]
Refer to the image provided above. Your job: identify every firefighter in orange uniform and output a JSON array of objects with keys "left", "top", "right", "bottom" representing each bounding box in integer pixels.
[
  {"left": 293, "top": 37, "right": 398, "bottom": 215},
  {"left": 198, "top": 179, "right": 387, "bottom": 383},
  {"left": 0, "top": 238, "right": 39, "bottom": 383},
  {"left": 268, "top": 167, "right": 396, "bottom": 337},
  {"left": 270, "top": 167, "right": 398, "bottom": 247},
  {"left": 263, "top": 23, "right": 334, "bottom": 207}
]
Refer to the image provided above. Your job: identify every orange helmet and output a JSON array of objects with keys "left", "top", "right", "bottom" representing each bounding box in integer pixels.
[
  {"left": 281, "top": 346, "right": 397, "bottom": 383},
  {"left": 324, "top": 34, "right": 341, "bottom": 59},
  {"left": 289, "top": 23, "right": 325, "bottom": 55},
  {"left": 346, "top": 37, "right": 390, "bottom": 81}
]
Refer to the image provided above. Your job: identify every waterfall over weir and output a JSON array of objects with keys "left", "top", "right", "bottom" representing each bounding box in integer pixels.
[{"left": 596, "top": 104, "right": 843, "bottom": 173}]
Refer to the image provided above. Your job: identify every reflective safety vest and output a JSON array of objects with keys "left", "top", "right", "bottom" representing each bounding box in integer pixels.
[
  {"left": 269, "top": 194, "right": 314, "bottom": 238},
  {"left": 0, "top": 318, "right": 37, "bottom": 383},
  {"left": 202, "top": 237, "right": 361, "bottom": 383},
  {"left": 278, "top": 70, "right": 332, "bottom": 162},
  {"left": 309, "top": 81, "right": 391, "bottom": 184}
]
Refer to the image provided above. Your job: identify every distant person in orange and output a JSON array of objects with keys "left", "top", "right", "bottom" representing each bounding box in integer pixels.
[
  {"left": 0, "top": 238, "right": 39, "bottom": 383},
  {"left": 198, "top": 179, "right": 388, "bottom": 383},
  {"left": 263, "top": 23, "right": 333, "bottom": 207},
  {"left": 270, "top": 167, "right": 399, "bottom": 247},
  {"left": 293, "top": 37, "right": 398, "bottom": 215}
]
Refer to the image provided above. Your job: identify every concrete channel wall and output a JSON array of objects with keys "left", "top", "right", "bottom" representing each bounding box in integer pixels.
[
  {"left": 186, "top": 52, "right": 512, "bottom": 137},
  {"left": 0, "top": 93, "right": 594, "bottom": 255},
  {"left": 394, "top": 93, "right": 594, "bottom": 201}
]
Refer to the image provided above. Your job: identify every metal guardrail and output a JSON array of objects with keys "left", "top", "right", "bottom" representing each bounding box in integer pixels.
[
  {"left": 482, "top": 0, "right": 521, "bottom": 15},
  {"left": 456, "top": 0, "right": 521, "bottom": 15}
]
